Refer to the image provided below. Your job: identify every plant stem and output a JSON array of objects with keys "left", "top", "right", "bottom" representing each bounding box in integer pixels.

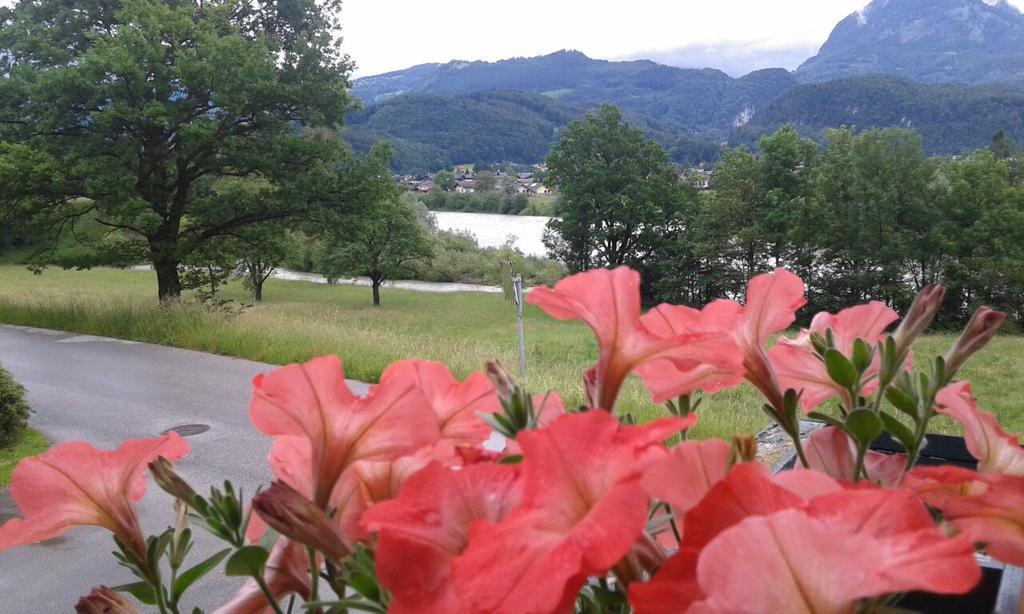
[
  {"left": 307, "top": 546, "right": 320, "bottom": 608},
  {"left": 852, "top": 443, "right": 868, "bottom": 482},
  {"left": 665, "top": 503, "right": 682, "bottom": 544},
  {"left": 790, "top": 424, "right": 810, "bottom": 468},
  {"left": 253, "top": 573, "right": 287, "bottom": 614}
]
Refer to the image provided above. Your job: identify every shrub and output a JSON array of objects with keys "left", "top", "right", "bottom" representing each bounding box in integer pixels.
[{"left": 0, "top": 363, "right": 30, "bottom": 447}]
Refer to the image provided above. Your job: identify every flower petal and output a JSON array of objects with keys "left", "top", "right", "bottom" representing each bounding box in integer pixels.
[
  {"left": 379, "top": 360, "right": 500, "bottom": 446},
  {"left": 251, "top": 356, "right": 440, "bottom": 506},
  {"left": 936, "top": 382, "right": 1024, "bottom": 477},
  {"left": 0, "top": 433, "right": 188, "bottom": 556},
  {"left": 694, "top": 489, "right": 980, "bottom": 613},
  {"left": 362, "top": 463, "right": 523, "bottom": 614},
  {"left": 451, "top": 411, "right": 689, "bottom": 614}
]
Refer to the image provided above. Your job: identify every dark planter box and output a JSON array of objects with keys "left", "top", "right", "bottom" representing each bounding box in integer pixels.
[{"left": 776, "top": 431, "right": 1023, "bottom": 613}]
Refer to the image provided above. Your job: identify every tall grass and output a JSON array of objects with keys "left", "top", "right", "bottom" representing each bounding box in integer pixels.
[{"left": 0, "top": 265, "right": 1019, "bottom": 439}]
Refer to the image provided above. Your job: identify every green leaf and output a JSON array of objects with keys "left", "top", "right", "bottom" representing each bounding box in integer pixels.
[
  {"left": 225, "top": 545, "right": 270, "bottom": 577},
  {"left": 851, "top": 339, "right": 872, "bottom": 373},
  {"left": 807, "top": 412, "right": 844, "bottom": 429},
  {"left": 845, "top": 409, "right": 884, "bottom": 447},
  {"left": 112, "top": 581, "right": 158, "bottom": 606},
  {"left": 498, "top": 454, "right": 523, "bottom": 464},
  {"left": 347, "top": 570, "right": 380, "bottom": 601},
  {"left": 879, "top": 411, "right": 917, "bottom": 453},
  {"left": 173, "top": 548, "right": 231, "bottom": 601},
  {"left": 824, "top": 349, "right": 858, "bottom": 389},
  {"left": 885, "top": 387, "right": 919, "bottom": 417}
]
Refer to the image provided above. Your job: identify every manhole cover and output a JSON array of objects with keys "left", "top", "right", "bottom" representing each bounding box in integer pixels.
[{"left": 164, "top": 424, "right": 210, "bottom": 437}]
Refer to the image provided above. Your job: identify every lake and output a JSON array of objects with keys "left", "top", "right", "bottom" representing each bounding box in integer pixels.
[{"left": 430, "top": 211, "right": 551, "bottom": 258}]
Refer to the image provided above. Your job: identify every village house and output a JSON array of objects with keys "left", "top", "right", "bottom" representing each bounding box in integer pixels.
[{"left": 455, "top": 179, "right": 476, "bottom": 193}]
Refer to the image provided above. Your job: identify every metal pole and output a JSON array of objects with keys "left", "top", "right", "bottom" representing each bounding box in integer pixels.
[{"left": 514, "top": 274, "right": 526, "bottom": 379}]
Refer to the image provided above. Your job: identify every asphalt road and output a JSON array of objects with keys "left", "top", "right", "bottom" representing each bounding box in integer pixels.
[{"left": 0, "top": 324, "right": 367, "bottom": 612}]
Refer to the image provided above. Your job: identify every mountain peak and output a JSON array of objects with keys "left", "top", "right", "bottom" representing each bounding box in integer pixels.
[{"left": 797, "top": 0, "right": 1024, "bottom": 85}]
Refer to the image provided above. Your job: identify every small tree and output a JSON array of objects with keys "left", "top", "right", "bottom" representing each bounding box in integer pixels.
[
  {"left": 500, "top": 173, "right": 518, "bottom": 196},
  {"left": 475, "top": 171, "right": 497, "bottom": 192},
  {"left": 434, "top": 171, "right": 457, "bottom": 192},
  {"left": 235, "top": 226, "right": 293, "bottom": 302},
  {"left": 316, "top": 193, "right": 432, "bottom": 307}
]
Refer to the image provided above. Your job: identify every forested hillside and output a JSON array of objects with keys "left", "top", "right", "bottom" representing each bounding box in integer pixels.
[
  {"left": 731, "top": 76, "right": 1024, "bottom": 154},
  {"left": 354, "top": 51, "right": 797, "bottom": 137},
  {"left": 343, "top": 90, "right": 720, "bottom": 172}
]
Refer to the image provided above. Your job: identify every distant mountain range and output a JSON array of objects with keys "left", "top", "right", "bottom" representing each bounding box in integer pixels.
[
  {"left": 796, "top": 0, "right": 1024, "bottom": 85},
  {"left": 347, "top": 0, "right": 1024, "bottom": 171}
]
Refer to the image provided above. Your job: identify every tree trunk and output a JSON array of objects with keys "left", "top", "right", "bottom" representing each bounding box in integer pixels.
[
  {"left": 154, "top": 257, "right": 182, "bottom": 302},
  {"left": 253, "top": 280, "right": 263, "bottom": 302},
  {"left": 372, "top": 279, "right": 381, "bottom": 307}
]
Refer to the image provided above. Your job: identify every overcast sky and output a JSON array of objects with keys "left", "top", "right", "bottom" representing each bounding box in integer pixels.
[
  {"left": 341, "top": 0, "right": 1024, "bottom": 77},
  {"left": 2, "top": 0, "right": 1022, "bottom": 77}
]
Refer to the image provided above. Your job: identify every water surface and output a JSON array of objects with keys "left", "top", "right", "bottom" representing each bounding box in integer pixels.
[{"left": 430, "top": 211, "right": 550, "bottom": 258}]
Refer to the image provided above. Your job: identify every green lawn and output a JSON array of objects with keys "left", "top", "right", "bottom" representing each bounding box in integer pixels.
[
  {"left": 0, "top": 265, "right": 1019, "bottom": 440},
  {"left": 0, "top": 429, "right": 48, "bottom": 487}
]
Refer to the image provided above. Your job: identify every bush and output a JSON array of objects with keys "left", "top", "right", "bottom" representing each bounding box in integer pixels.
[
  {"left": 406, "top": 230, "right": 565, "bottom": 286},
  {"left": 0, "top": 364, "right": 30, "bottom": 448}
]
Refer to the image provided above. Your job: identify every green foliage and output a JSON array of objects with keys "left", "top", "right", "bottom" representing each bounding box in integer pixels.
[
  {"left": 405, "top": 229, "right": 565, "bottom": 287},
  {"left": 315, "top": 189, "right": 433, "bottom": 306},
  {"left": 419, "top": 190, "right": 532, "bottom": 215},
  {"left": 353, "top": 50, "right": 795, "bottom": 141},
  {"left": 544, "top": 105, "right": 691, "bottom": 288},
  {"left": 0, "top": 0, "right": 354, "bottom": 300},
  {"left": 0, "top": 362, "right": 30, "bottom": 448},
  {"left": 344, "top": 88, "right": 723, "bottom": 173},
  {"left": 733, "top": 76, "right": 1024, "bottom": 156},
  {"left": 0, "top": 265, "right": 1018, "bottom": 440},
  {"left": 0, "top": 428, "right": 47, "bottom": 486}
]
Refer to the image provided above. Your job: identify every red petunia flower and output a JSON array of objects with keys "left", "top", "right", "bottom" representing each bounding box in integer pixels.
[
  {"left": 905, "top": 466, "right": 1024, "bottom": 567},
  {"left": 902, "top": 384, "right": 1024, "bottom": 566},
  {"left": 689, "top": 488, "right": 980, "bottom": 613},
  {"left": 362, "top": 462, "right": 524, "bottom": 614},
  {"left": 635, "top": 301, "right": 746, "bottom": 403},
  {"left": 640, "top": 439, "right": 731, "bottom": 541},
  {"left": 769, "top": 301, "right": 900, "bottom": 411},
  {"left": 527, "top": 267, "right": 740, "bottom": 411},
  {"left": 451, "top": 410, "right": 691, "bottom": 614},
  {"left": 805, "top": 426, "right": 906, "bottom": 486},
  {"left": 378, "top": 359, "right": 501, "bottom": 447},
  {"left": 632, "top": 464, "right": 979, "bottom": 613},
  {"left": 0, "top": 433, "right": 188, "bottom": 558},
  {"left": 935, "top": 381, "right": 1024, "bottom": 476},
  {"left": 249, "top": 355, "right": 440, "bottom": 507}
]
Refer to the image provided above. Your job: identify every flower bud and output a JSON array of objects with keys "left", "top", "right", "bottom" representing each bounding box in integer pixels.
[
  {"left": 484, "top": 360, "right": 516, "bottom": 405},
  {"left": 893, "top": 284, "right": 946, "bottom": 353},
  {"left": 148, "top": 456, "right": 198, "bottom": 504},
  {"left": 75, "top": 586, "right": 139, "bottom": 614},
  {"left": 944, "top": 307, "right": 1007, "bottom": 377},
  {"left": 252, "top": 481, "right": 349, "bottom": 561}
]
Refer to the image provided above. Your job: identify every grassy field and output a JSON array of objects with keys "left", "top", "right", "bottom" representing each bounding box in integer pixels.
[
  {"left": 0, "top": 265, "right": 1020, "bottom": 440},
  {"left": 0, "top": 429, "right": 48, "bottom": 487}
]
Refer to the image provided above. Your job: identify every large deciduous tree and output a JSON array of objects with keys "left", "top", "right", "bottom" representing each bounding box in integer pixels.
[
  {"left": 543, "top": 104, "right": 687, "bottom": 288},
  {"left": 0, "top": 0, "right": 353, "bottom": 300}
]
